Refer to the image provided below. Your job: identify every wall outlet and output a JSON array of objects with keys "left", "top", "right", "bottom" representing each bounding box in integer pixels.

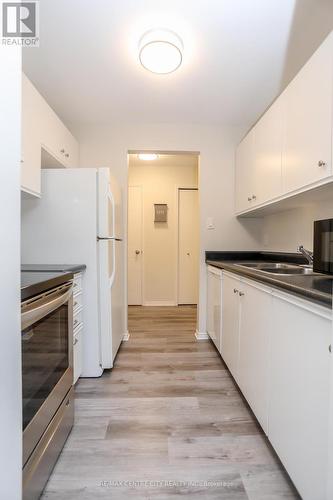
[{"left": 207, "top": 217, "right": 215, "bottom": 230}]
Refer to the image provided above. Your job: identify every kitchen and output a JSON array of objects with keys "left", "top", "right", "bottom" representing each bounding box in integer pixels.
[{"left": 1, "top": 1, "right": 333, "bottom": 499}]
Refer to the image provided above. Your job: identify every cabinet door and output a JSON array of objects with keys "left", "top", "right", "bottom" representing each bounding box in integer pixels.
[
  {"left": 269, "top": 295, "right": 332, "bottom": 500},
  {"left": 40, "top": 100, "right": 79, "bottom": 168},
  {"left": 207, "top": 267, "right": 222, "bottom": 352},
  {"left": 253, "top": 97, "right": 284, "bottom": 204},
  {"left": 21, "top": 74, "right": 42, "bottom": 196},
  {"left": 235, "top": 131, "right": 255, "bottom": 213},
  {"left": 282, "top": 33, "right": 333, "bottom": 193},
  {"left": 221, "top": 273, "right": 241, "bottom": 380},
  {"left": 238, "top": 280, "right": 271, "bottom": 434}
]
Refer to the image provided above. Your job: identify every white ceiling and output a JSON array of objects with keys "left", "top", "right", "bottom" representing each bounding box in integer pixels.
[{"left": 23, "top": 0, "right": 333, "bottom": 130}]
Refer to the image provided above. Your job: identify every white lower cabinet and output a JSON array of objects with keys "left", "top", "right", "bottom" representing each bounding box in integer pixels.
[
  {"left": 221, "top": 273, "right": 241, "bottom": 381},
  {"left": 207, "top": 265, "right": 333, "bottom": 499},
  {"left": 269, "top": 292, "right": 332, "bottom": 500},
  {"left": 206, "top": 266, "right": 222, "bottom": 352},
  {"left": 238, "top": 279, "right": 271, "bottom": 434}
]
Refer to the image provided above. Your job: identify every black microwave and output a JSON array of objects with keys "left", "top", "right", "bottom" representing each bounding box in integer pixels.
[{"left": 313, "top": 218, "right": 333, "bottom": 274}]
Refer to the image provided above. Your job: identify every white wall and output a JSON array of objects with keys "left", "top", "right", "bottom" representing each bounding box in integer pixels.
[
  {"left": 76, "top": 122, "right": 262, "bottom": 334},
  {"left": 0, "top": 48, "right": 22, "bottom": 498},
  {"left": 262, "top": 200, "right": 333, "bottom": 252},
  {"left": 128, "top": 158, "right": 198, "bottom": 305}
]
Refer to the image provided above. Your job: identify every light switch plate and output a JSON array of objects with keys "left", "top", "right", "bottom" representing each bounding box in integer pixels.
[{"left": 207, "top": 217, "right": 215, "bottom": 230}]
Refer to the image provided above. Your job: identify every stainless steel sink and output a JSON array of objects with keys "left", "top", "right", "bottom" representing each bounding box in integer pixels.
[{"left": 236, "top": 262, "right": 317, "bottom": 276}]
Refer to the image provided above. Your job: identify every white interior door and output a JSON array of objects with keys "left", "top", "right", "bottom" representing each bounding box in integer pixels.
[
  {"left": 178, "top": 189, "right": 199, "bottom": 304},
  {"left": 128, "top": 185, "right": 143, "bottom": 305}
]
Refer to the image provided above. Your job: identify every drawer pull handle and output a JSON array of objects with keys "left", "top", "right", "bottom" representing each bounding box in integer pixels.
[{"left": 318, "top": 160, "right": 326, "bottom": 167}]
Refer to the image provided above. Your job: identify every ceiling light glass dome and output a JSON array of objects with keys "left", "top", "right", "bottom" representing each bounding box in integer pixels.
[{"left": 139, "top": 29, "right": 183, "bottom": 74}]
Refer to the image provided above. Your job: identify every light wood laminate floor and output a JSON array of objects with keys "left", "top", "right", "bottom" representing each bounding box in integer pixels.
[{"left": 42, "top": 306, "right": 299, "bottom": 499}]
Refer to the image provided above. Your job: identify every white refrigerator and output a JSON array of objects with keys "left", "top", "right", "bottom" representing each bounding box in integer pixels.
[{"left": 21, "top": 168, "right": 125, "bottom": 377}]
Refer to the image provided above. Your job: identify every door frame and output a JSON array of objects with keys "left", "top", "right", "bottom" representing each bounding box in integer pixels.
[
  {"left": 125, "top": 151, "right": 200, "bottom": 330},
  {"left": 175, "top": 185, "right": 199, "bottom": 305},
  {"left": 127, "top": 184, "right": 144, "bottom": 306}
]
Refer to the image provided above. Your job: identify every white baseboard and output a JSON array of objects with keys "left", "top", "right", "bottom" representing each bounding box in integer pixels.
[
  {"left": 122, "top": 332, "right": 130, "bottom": 342},
  {"left": 142, "top": 300, "right": 177, "bottom": 306},
  {"left": 195, "top": 330, "right": 209, "bottom": 340}
]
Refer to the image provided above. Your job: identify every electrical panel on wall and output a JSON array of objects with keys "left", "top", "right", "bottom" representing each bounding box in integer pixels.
[{"left": 154, "top": 204, "right": 168, "bottom": 222}]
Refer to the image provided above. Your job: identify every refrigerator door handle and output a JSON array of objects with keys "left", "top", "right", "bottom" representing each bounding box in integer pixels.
[{"left": 97, "top": 236, "right": 123, "bottom": 241}]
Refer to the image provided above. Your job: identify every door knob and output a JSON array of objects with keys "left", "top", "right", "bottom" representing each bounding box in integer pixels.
[
  {"left": 135, "top": 250, "right": 140, "bottom": 255},
  {"left": 187, "top": 252, "right": 190, "bottom": 256}
]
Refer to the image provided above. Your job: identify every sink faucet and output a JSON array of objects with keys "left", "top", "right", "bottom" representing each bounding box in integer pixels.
[{"left": 297, "top": 245, "right": 313, "bottom": 265}]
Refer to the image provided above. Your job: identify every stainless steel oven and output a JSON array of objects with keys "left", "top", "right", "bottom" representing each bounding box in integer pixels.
[
  {"left": 314, "top": 218, "right": 333, "bottom": 275},
  {"left": 21, "top": 278, "right": 74, "bottom": 500}
]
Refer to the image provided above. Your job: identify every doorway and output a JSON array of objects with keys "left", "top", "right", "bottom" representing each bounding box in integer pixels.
[{"left": 127, "top": 153, "right": 199, "bottom": 307}]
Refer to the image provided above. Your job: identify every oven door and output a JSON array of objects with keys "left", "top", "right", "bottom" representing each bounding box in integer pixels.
[
  {"left": 21, "top": 281, "right": 73, "bottom": 466},
  {"left": 314, "top": 219, "right": 333, "bottom": 274}
]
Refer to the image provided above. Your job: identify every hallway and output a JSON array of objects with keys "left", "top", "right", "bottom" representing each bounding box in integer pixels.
[{"left": 42, "top": 306, "right": 298, "bottom": 499}]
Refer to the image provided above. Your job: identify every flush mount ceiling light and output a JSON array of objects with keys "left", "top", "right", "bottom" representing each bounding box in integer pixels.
[
  {"left": 139, "top": 29, "right": 183, "bottom": 74},
  {"left": 138, "top": 153, "right": 159, "bottom": 161}
]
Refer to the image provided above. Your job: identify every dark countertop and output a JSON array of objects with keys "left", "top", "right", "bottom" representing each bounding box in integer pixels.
[
  {"left": 206, "top": 251, "right": 333, "bottom": 309},
  {"left": 21, "top": 264, "right": 86, "bottom": 273},
  {"left": 21, "top": 271, "right": 74, "bottom": 301}
]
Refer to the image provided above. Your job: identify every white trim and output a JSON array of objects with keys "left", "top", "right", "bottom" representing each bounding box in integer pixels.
[
  {"left": 122, "top": 331, "right": 130, "bottom": 341},
  {"left": 143, "top": 300, "right": 177, "bottom": 306},
  {"left": 195, "top": 330, "right": 209, "bottom": 340}
]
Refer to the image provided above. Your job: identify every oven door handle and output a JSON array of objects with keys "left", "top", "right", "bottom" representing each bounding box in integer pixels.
[{"left": 21, "top": 283, "right": 73, "bottom": 330}]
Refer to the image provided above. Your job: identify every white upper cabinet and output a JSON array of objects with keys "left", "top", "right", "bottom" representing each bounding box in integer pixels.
[
  {"left": 282, "top": 32, "right": 333, "bottom": 193},
  {"left": 235, "top": 31, "right": 333, "bottom": 214},
  {"left": 235, "top": 130, "right": 255, "bottom": 213},
  {"left": 38, "top": 94, "right": 79, "bottom": 169},
  {"left": 21, "top": 74, "right": 43, "bottom": 196},
  {"left": 253, "top": 97, "right": 284, "bottom": 204},
  {"left": 21, "top": 74, "right": 79, "bottom": 196}
]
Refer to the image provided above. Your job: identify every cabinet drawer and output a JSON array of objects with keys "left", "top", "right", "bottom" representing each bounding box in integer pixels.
[
  {"left": 73, "top": 273, "right": 83, "bottom": 294},
  {"left": 73, "top": 291, "right": 82, "bottom": 313},
  {"left": 73, "top": 308, "right": 83, "bottom": 331}
]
